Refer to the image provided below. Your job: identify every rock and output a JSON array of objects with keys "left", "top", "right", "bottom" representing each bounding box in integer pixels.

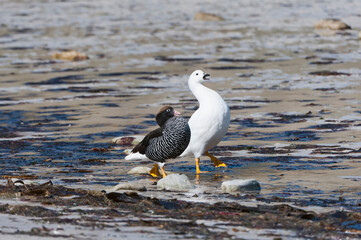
[
  {"left": 123, "top": 149, "right": 132, "bottom": 155},
  {"left": 194, "top": 12, "right": 224, "bottom": 21},
  {"left": 314, "top": 19, "right": 351, "bottom": 30},
  {"left": 52, "top": 50, "right": 89, "bottom": 61},
  {"left": 221, "top": 179, "right": 261, "bottom": 193},
  {"left": 157, "top": 174, "right": 194, "bottom": 191},
  {"left": 112, "top": 180, "right": 149, "bottom": 191},
  {"left": 358, "top": 31, "right": 361, "bottom": 39},
  {"left": 106, "top": 192, "right": 143, "bottom": 203},
  {"left": 111, "top": 136, "right": 143, "bottom": 146},
  {"left": 127, "top": 165, "right": 174, "bottom": 175},
  {"left": 127, "top": 166, "right": 152, "bottom": 174}
]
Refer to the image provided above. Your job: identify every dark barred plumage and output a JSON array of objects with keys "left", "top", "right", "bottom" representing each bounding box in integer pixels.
[{"left": 145, "top": 116, "right": 190, "bottom": 162}]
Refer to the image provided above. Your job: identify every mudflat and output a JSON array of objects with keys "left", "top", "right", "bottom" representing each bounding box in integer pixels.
[{"left": 0, "top": 0, "right": 360, "bottom": 239}]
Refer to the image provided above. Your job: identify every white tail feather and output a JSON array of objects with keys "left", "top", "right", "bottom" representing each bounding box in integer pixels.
[{"left": 124, "top": 152, "right": 149, "bottom": 161}]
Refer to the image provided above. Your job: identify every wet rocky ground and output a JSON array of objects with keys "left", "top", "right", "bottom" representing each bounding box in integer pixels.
[
  {"left": 0, "top": 180, "right": 360, "bottom": 239},
  {"left": 1, "top": 0, "right": 361, "bottom": 239}
]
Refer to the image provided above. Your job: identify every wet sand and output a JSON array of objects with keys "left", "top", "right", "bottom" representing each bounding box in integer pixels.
[{"left": 0, "top": 0, "right": 361, "bottom": 239}]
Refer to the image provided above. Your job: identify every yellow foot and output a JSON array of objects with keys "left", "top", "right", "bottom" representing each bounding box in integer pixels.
[
  {"left": 205, "top": 151, "right": 227, "bottom": 168},
  {"left": 149, "top": 163, "right": 162, "bottom": 178},
  {"left": 195, "top": 157, "right": 212, "bottom": 174}
]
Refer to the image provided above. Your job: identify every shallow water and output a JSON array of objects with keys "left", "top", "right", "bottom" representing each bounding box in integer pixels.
[{"left": 1, "top": 0, "right": 361, "bottom": 238}]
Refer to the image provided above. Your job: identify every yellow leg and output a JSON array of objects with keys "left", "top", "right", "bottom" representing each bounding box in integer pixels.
[
  {"left": 195, "top": 158, "right": 210, "bottom": 174},
  {"left": 205, "top": 151, "right": 227, "bottom": 168},
  {"left": 160, "top": 166, "right": 167, "bottom": 178},
  {"left": 196, "top": 158, "right": 201, "bottom": 174},
  {"left": 149, "top": 163, "right": 162, "bottom": 178}
]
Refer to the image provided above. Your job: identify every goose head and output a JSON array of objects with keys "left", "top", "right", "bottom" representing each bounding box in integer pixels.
[
  {"left": 188, "top": 70, "right": 210, "bottom": 85},
  {"left": 156, "top": 106, "right": 180, "bottom": 126}
]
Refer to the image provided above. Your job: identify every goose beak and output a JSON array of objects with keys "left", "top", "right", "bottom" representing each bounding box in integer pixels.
[
  {"left": 203, "top": 73, "right": 210, "bottom": 80},
  {"left": 174, "top": 110, "right": 181, "bottom": 116}
]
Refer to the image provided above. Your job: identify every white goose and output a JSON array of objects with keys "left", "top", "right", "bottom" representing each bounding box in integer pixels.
[
  {"left": 125, "top": 69, "right": 230, "bottom": 176},
  {"left": 180, "top": 70, "right": 230, "bottom": 174}
]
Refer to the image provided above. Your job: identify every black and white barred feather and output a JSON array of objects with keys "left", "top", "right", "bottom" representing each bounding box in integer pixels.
[{"left": 145, "top": 116, "right": 190, "bottom": 162}]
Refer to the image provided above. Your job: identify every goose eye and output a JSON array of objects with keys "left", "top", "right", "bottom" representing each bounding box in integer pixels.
[{"left": 196, "top": 73, "right": 198, "bottom": 75}]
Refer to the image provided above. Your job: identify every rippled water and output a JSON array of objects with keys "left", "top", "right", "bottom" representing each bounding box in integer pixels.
[{"left": 1, "top": 0, "right": 361, "bottom": 213}]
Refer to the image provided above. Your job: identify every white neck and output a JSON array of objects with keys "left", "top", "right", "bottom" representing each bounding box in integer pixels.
[{"left": 188, "top": 80, "right": 217, "bottom": 105}]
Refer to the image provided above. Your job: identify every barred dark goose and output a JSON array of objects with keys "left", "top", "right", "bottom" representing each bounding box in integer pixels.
[{"left": 131, "top": 106, "right": 191, "bottom": 178}]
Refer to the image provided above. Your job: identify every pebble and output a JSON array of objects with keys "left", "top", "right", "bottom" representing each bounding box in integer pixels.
[
  {"left": 194, "top": 12, "right": 224, "bottom": 21},
  {"left": 52, "top": 50, "right": 89, "bottom": 61},
  {"left": 221, "top": 179, "right": 261, "bottom": 193},
  {"left": 314, "top": 19, "right": 351, "bottom": 30},
  {"left": 111, "top": 136, "right": 143, "bottom": 145},
  {"left": 127, "top": 166, "right": 152, "bottom": 174},
  {"left": 112, "top": 180, "right": 149, "bottom": 191},
  {"left": 157, "top": 174, "right": 194, "bottom": 191}
]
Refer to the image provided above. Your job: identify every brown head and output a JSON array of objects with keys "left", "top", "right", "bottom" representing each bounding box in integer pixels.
[{"left": 156, "top": 106, "right": 180, "bottom": 126}]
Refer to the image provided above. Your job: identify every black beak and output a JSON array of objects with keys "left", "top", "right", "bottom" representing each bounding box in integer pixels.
[{"left": 203, "top": 73, "right": 210, "bottom": 80}]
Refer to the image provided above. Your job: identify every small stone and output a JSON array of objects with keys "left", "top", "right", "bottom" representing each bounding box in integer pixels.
[
  {"left": 111, "top": 136, "right": 143, "bottom": 145},
  {"left": 157, "top": 174, "right": 194, "bottom": 191},
  {"left": 314, "top": 19, "right": 351, "bottom": 30},
  {"left": 221, "top": 179, "right": 261, "bottom": 193},
  {"left": 127, "top": 166, "right": 152, "bottom": 174},
  {"left": 112, "top": 180, "right": 149, "bottom": 191},
  {"left": 194, "top": 12, "right": 224, "bottom": 21},
  {"left": 52, "top": 50, "right": 89, "bottom": 61},
  {"left": 123, "top": 149, "right": 132, "bottom": 155}
]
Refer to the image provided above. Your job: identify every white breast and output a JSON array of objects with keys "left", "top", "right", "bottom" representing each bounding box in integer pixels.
[{"left": 181, "top": 82, "right": 230, "bottom": 158}]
